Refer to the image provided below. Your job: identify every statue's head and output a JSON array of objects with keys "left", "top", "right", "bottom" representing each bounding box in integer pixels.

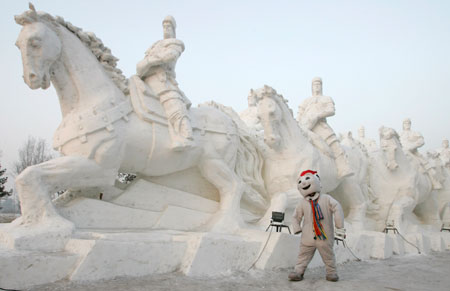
[
  {"left": 311, "top": 77, "right": 323, "bottom": 96},
  {"left": 403, "top": 118, "right": 411, "bottom": 131},
  {"left": 358, "top": 126, "right": 365, "bottom": 138},
  {"left": 248, "top": 89, "right": 257, "bottom": 107},
  {"left": 297, "top": 170, "right": 321, "bottom": 200},
  {"left": 162, "top": 15, "right": 176, "bottom": 39},
  {"left": 443, "top": 139, "right": 449, "bottom": 149}
]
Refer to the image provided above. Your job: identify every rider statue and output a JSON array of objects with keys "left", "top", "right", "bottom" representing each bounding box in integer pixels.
[
  {"left": 240, "top": 89, "right": 263, "bottom": 132},
  {"left": 297, "top": 77, "right": 353, "bottom": 178},
  {"left": 438, "top": 139, "right": 450, "bottom": 168},
  {"left": 400, "top": 118, "right": 442, "bottom": 189},
  {"left": 357, "top": 126, "right": 377, "bottom": 153},
  {"left": 136, "top": 15, "right": 194, "bottom": 151}
]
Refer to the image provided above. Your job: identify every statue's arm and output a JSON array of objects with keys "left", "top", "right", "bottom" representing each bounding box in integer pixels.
[
  {"left": 298, "top": 101, "right": 317, "bottom": 130},
  {"left": 317, "top": 96, "right": 336, "bottom": 119},
  {"left": 297, "top": 103, "right": 306, "bottom": 121},
  {"left": 156, "top": 44, "right": 183, "bottom": 63},
  {"left": 292, "top": 204, "right": 304, "bottom": 234},
  {"left": 136, "top": 40, "right": 184, "bottom": 78},
  {"left": 413, "top": 133, "right": 425, "bottom": 148},
  {"left": 401, "top": 133, "right": 424, "bottom": 151},
  {"left": 136, "top": 54, "right": 163, "bottom": 78}
]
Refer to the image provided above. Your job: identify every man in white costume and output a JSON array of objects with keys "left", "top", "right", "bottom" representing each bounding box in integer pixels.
[{"left": 289, "top": 170, "right": 345, "bottom": 282}]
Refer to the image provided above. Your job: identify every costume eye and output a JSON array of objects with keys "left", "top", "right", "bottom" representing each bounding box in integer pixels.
[
  {"left": 298, "top": 179, "right": 302, "bottom": 184},
  {"left": 305, "top": 177, "right": 310, "bottom": 180}
]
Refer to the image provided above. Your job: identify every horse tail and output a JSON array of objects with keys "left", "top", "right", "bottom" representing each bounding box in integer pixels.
[{"left": 200, "top": 101, "right": 269, "bottom": 217}]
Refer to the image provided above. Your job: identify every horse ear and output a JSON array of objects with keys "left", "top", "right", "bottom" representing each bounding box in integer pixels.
[
  {"left": 15, "top": 4, "right": 38, "bottom": 26},
  {"left": 28, "top": 3, "right": 38, "bottom": 19},
  {"left": 29, "top": 2, "right": 36, "bottom": 12}
]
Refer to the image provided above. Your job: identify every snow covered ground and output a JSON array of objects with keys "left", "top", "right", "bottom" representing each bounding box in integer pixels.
[{"left": 27, "top": 250, "right": 450, "bottom": 291}]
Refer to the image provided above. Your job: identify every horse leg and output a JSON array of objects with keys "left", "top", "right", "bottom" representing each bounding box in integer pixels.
[
  {"left": 387, "top": 195, "right": 416, "bottom": 233},
  {"left": 198, "top": 157, "right": 245, "bottom": 233},
  {"left": 0, "top": 154, "right": 120, "bottom": 251},
  {"left": 337, "top": 179, "right": 368, "bottom": 229},
  {"left": 440, "top": 202, "right": 450, "bottom": 223},
  {"left": 414, "top": 196, "right": 440, "bottom": 227}
]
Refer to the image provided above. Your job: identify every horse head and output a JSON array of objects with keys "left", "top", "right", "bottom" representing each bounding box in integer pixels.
[
  {"left": 379, "top": 126, "right": 401, "bottom": 171},
  {"left": 15, "top": 4, "right": 61, "bottom": 90},
  {"left": 255, "top": 85, "right": 283, "bottom": 150},
  {"left": 427, "top": 150, "right": 446, "bottom": 186}
]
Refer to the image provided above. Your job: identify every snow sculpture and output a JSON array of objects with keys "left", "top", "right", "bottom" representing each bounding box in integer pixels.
[
  {"left": 246, "top": 85, "right": 368, "bottom": 226},
  {"left": 240, "top": 89, "right": 263, "bottom": 133},
  {"left": 297, "top": 77, "right": 353, "bottom": 178},
  {"left": 439, "top": 139, "right": 450, "bottom": 168},
  {"left": 400, "top": 118, "right": 442, "bottom": 189},
  {"left": 368, "top": 126, "right": 438, "bottom": 232},
  {"left": 435, "top": 141, "right": 450, "bottom": 223},
  {"left": 2, "top": 5, "right": 450, "bottom": 290},
  {"left": 136, "top": 15, "right": 194, "bottom": 151},
  {"left": 337, "top": 132, "right": 378, "bottom": 225},
  {"left": 357, "top": 126, "right": 377, "bottom": 153},
  {"left": 428, "top": 150, "right": 450, "bottom": 224},
  {"left": 1, "top": 5, "right": 268, "bottom": 251}
]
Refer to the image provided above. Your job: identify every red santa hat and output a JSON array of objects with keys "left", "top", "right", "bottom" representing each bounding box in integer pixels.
[{"left": 299, "top": 170, "right": 317, "bottom": 177}]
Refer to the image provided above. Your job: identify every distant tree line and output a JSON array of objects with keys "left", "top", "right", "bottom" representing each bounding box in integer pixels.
[{"left": 13, "top": 136, "right": 55, "bottom": 175}]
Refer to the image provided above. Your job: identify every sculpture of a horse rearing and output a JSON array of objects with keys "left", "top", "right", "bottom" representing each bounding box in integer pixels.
[{"left": 4, "top": 5, "right": 267, "bottom": 251}]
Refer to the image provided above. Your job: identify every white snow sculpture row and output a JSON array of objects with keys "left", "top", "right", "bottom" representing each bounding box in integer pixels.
[{"left": 1, "top": 5, "right": 449, "bottom": 254}]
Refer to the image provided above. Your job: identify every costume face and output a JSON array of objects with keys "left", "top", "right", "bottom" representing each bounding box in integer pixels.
[{"left": 297, "top": 170, "right": 321, "bottom": 199}]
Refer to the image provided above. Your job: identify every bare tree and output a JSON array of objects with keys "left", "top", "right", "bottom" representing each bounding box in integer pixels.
[
  {"left": 13, "top": 136, "right": 55, "bottom": 175},
  {"left": 0, "top": 150, "right": 13, "bottom": 210}
]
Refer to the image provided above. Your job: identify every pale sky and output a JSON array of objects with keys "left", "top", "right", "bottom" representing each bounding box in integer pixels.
[{"left": 1, "top": 0, "right": 450, "bottom": 179}]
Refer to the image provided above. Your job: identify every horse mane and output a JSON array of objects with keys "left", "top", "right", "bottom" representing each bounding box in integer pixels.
[
  {"left": 200, "top": 100, "right": 269, "bottom": 203},
  {"left": 272, "top": 92, "right": 294, "bottom": 120},
  {"left": 15, "top": 8, "right": 129, "bottom": 95}
]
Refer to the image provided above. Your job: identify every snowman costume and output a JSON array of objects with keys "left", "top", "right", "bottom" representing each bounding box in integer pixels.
[{"left": 289, "top": 170, "right": 344, "bottom": 282}]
